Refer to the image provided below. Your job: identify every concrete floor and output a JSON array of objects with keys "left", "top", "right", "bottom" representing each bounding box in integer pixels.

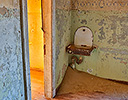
[{"left": 31, "top": 68, "right": 128, "bottom": 100}]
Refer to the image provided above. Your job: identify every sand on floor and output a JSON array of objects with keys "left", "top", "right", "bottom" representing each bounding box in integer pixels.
[{"left": 57, "top": 67, "right": 128, "bottom": 98}]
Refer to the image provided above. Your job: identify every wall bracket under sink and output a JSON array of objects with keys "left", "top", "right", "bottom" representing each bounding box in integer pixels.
[{"left": 66, "top": 26, "right": 97, "bottom": 56}]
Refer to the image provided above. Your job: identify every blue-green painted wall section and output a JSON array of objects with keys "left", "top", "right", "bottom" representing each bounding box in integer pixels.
[{"left": 0, "top": 1, "right": 25, "bottom": 99}]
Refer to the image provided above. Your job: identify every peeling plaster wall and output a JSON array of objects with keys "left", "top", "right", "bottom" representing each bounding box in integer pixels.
[
  {"left": 70, "top": 0, "right": 128, "bottom": 82},
  {"left": 55, "top": 0, "right": 128, "bottom": 87},
  {"left": 0, "top": 1, "right": 25, "bottom": 99},
  {"left": 55, "top": 0, "right": 72, "bottom": 88},
  {"left": 72, "top": 10, "right": 128, "bottom": 82}
]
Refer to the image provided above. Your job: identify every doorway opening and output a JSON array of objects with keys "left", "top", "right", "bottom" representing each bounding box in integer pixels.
[{"left": 27, "top": 0, "right": 44, "bottom": 99}]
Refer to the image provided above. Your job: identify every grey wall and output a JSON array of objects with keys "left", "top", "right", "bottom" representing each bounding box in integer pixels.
[{"left": 0, "top": 1, "right": 25, "bottom": 99}]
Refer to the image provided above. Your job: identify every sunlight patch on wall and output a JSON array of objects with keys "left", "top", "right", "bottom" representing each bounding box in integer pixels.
[{"left": 28, "top": 0, "right": 44, "bottom": 71}]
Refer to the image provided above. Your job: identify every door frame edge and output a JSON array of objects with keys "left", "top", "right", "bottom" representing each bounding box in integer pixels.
[{"left": 20, "top": 0, "right": 31, "bottom": 99}]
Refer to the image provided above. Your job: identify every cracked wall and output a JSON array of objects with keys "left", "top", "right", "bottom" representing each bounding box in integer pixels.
[{"left": 0, "top": 0, "right": 25, "bottom": 99}]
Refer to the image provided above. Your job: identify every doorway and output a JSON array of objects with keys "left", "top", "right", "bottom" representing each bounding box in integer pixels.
[
  {"left": 22, "top": 0, "right": 54, "bottom": 99},
  {"left": 27, "top": 0, "right": 44, "bottom": 99}
]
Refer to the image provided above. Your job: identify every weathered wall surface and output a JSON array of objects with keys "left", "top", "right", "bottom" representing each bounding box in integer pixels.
[
  {"left": 55, "top": 0, "right": 72, "bottom": 89},
  {"left": 72, "top": 10, "right": 128, "bottom": 82},
  {"left": 55, "top": 0, "right": 128, "bottom": 84},
  {"left": 0, "top": 0, "right": 25, "bottom": 99},
  {"left": 70, "top": 0, "right": 128, "bottom": 82}
]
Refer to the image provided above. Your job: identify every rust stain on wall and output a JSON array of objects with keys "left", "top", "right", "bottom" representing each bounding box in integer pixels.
[
  {"left": 120, "top": 61, "right": 127, "bottom": 65},
  {"left": 0, "top": 6, "right": 8, "bottom": 15}
]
